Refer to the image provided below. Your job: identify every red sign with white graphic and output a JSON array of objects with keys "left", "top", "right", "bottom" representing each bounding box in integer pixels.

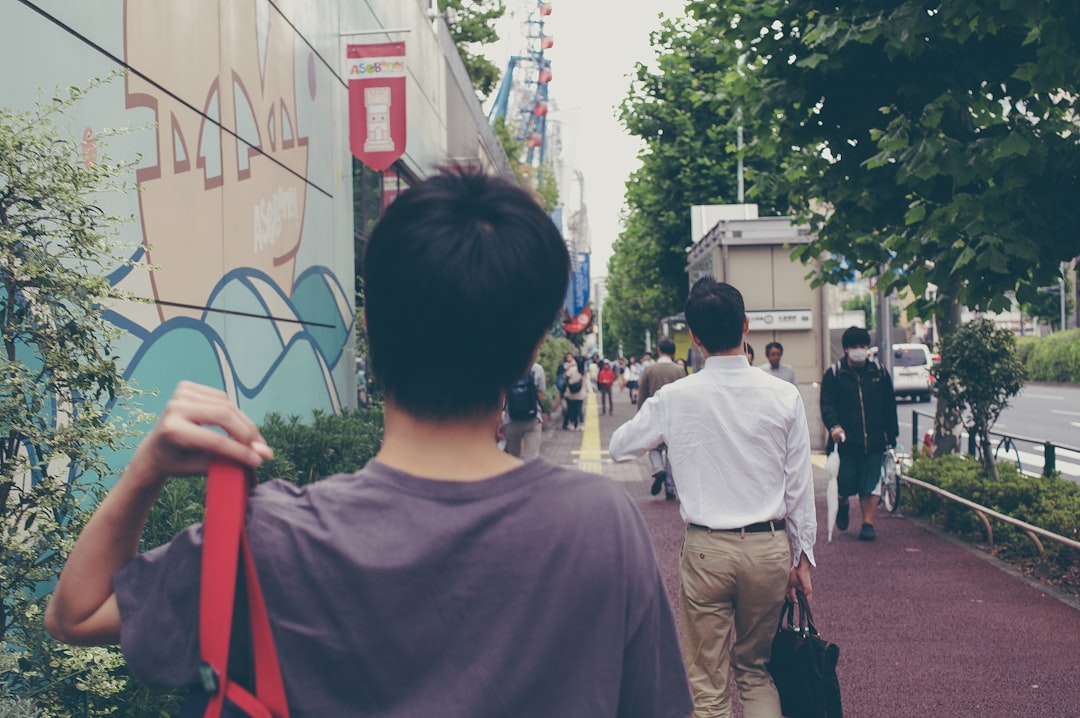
[
  {"left": 562, "top": 307, "right": 591, "bottom": 334},
  {"left": 347, "top": 42, "right": 407, "bottom": 172}
]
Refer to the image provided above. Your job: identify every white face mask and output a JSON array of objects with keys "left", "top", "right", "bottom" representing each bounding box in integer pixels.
[{"left": 847, "top": 348, "right": 869, "bottom": 364}]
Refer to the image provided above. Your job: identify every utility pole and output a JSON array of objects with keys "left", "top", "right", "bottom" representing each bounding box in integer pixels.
[
  {"left": 1059, "top": 261, "right": 1066, "bottom": 332},
  {"left": 876, "top": 282, "right": 893, "bottom": 376}
]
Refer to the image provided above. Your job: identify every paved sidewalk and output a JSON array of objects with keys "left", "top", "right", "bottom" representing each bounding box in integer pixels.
[
  {"left": 540, "top": 382, "right": 653, "bottom": 498},
  {"left": 539, "top": 385, "right": 1080, "bottom": 717}
]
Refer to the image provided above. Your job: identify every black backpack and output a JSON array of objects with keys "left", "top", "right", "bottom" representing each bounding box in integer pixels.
[{"left": 507, "top": 369, "right": 539, "bottom": 421}]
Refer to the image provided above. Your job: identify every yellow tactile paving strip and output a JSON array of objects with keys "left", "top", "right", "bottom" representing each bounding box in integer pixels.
[{"left": 572, "top": 389, "right": 605, "bottom": 474}]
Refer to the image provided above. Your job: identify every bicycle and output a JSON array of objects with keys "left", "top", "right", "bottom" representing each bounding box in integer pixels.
[
  {"left": 879, "top": 445, "right": 904, "bottom": 514},
  {"left": 992, "top": 435, "right": 1023, "bottom": 475}
]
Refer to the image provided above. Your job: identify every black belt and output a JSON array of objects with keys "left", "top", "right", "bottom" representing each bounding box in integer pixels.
[{"left": 689, "top": 519, "right": 785, "bottom": 534}]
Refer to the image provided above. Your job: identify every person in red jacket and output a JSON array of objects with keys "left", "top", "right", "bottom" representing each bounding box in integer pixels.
[{"left": 597, "top": 360, "right": 616, "bottom": 415}]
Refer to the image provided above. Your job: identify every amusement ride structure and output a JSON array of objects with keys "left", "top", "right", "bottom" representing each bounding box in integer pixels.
[{"left": 487, "top": 1, "right": 553, "bottom": 168}]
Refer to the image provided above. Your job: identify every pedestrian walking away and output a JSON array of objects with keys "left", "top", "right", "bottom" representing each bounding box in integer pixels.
[
  {"left": 610, "top": 277, "right": 816, "bottom": 718},
  {"left": 636, "top": 337, "right": 687, "bottom": 501},
  {"left": 597, "top": 360, "right": 616, "bottom": 415},
  {"left": 625, "top": 356, "right": 642, "bottom": 404},
  {"left": 45, "top": 168, "right": 692, "bottom": 718},
  {"left": 562, "top": 356, "right": 587, "bottom": 430},
  {"left": 820, "top": 326, "right": 899, "bottom": 542},
  {"left": 504, "top": 360, "right": 546, "bottom": 460}
]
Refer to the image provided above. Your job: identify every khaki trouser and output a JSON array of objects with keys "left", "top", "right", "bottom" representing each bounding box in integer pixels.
[{"left": 680, "top": 526, "right": 790, "bottom": 718}]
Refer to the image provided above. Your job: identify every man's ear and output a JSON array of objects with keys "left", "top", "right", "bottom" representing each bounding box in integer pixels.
[
  {"left": 688, "top": 328, "right": 703, "bottom": 353},
  {"left": 742, "top": 314, "right": 749, "bottom": 335}
]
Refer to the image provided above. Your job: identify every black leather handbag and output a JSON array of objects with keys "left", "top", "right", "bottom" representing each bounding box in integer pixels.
[{"left": 769, "top": 590, "right": 842, "bottom": 718}]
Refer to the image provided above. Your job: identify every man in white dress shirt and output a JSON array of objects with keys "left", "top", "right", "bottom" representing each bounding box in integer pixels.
[{"left": 610, "top": 277, "right": 816, "bottom": 718}]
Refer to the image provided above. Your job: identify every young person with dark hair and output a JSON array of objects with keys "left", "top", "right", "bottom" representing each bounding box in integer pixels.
[
  {"left": 820, "top": 325, "right": 899, "bottom": 541},
  {"left": 610, "top": 277, "right": 816, "bottom": 717},
  {"left": 46, "top": 168, "right": 692, "bottom": 717}
]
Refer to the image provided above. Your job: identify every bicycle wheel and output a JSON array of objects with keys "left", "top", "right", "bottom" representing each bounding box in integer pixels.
[{"left": 880, "top": 450, "right": 901, "bottom": 513}]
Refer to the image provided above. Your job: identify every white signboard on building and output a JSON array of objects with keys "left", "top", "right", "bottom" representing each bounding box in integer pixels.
[{"left": 747, "top": 309, "right": 813, "bottom": 331}]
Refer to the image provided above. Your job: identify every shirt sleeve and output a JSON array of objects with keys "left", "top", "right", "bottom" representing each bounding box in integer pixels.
[
  {"left": 113, "top": 524, "right": 204, "bottom": 688},
  {"left": 783, "top": 393, "right": 818, "bottom": 568},
  {"left": 532, "top": 363, "right": 546, "bottom": 394},
  {"left": 609, "top": 395, "right": 667, "bottom": 461}
]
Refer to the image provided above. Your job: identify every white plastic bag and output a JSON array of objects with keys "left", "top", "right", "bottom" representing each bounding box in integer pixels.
[{"left": 825, "top": 448, "right": 840, "bottom": 542}]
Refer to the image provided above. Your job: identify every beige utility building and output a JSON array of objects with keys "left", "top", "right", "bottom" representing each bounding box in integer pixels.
[{"left": 686, "top": 204, "right": 828, "bottom": 449}]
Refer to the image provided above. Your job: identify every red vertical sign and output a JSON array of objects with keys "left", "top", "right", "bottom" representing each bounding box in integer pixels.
[{"left": 347, "top": 42, "right": 407, "bottom": 172}]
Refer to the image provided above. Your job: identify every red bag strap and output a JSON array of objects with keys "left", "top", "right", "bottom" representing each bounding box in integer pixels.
[{"left": 200, "top": 461, "right": 290, "bottom": 718}]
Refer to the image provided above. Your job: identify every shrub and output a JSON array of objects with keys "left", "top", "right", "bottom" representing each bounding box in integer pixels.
[
  {"left": 1024, "top": 329, "right": 1080, "bottom": 383},
  {"left": 906, "top": 455, "right": 1080, "bottom": 573},
  {"left": 255, "top": 406, "right": 385, "bottom": 485},
  {"left": 1014, "top": 336, "right": 1038, "bottom": 366}
]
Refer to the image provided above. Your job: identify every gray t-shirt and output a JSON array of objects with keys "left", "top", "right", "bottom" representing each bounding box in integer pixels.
[{"left": 114, "top": 459, "right": 691, "bottom": 718}]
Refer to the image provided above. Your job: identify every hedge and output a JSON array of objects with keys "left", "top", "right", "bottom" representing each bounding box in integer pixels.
[
  {"left": 906, "top": 454, "right": 1080, "bottom": 573},
  {"left": 1020, "top": 329, "right": 1080, "bottom": 383}
]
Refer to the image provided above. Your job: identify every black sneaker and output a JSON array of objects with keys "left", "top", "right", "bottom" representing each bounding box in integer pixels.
[
  {"left": 665, "top": 490, "right": 677, "bottom": 501},
  {"left": 859, "top": 523, "right": 876, "bottom": 541},
  {"left": 836, "top": 501, "right": 849, "bottom": 531},
  {"left": 650, "top": 471, "right": 666, "bottom": 496}
]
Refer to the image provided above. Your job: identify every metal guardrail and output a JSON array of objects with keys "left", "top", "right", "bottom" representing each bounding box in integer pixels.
[
  {"left": 901, "top": 474, "right": 1080, "bottom": 554},
  {"left": 911, "top": 410, "right": 1080, "bottom": 478}
]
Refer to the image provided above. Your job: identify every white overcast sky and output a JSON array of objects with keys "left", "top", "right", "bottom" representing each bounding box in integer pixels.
[{"left": 487, "top": 0, "right": 681, "bottom": 283}]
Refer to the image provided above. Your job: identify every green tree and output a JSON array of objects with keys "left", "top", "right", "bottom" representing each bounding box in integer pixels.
[
  {"left": 607, "top": 11, "right": 787, "bottom": 356},
  {"left": 0, "top": 82, "right": 144, "bottom": 714},
  {"left": 841, "top": 293, "right": 899, "bottom": 331},
  {"left": 686, "top": 0, "right": 1080, "bottom": 456},
  {"left": 933, "top": 318, "right": 1026, "bottom": 481},
  {"left": 439, "top": 0, "right": 506, "bottom": 100},
  {"left": 688, "top": 0, "right": 1080, "bottom": 322},
  {"left": 1021, "top": 269, "right": 1074, "bottom": 332},
  {"left": 491, "top": 118, "right": 560, "bottom": 210}
]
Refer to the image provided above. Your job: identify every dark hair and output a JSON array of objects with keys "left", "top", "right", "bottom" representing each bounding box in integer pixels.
[
  {"left": 684, "top": 277, "right": 745, "bottom": 353},
  {"left": 765, "top": 341, "right": 783, "bottom": 355},
  {"left": 744, "top": 342, "right": 754, "bottom": 361},
  {"left": 657, "top": 337, "right": 676, "bottom": 356},
  {"left": 842, "top": 326, "right": 872, "bottom": 348},
  {"left": 364, "top": 168, "right": 569, "bottom": 419}
]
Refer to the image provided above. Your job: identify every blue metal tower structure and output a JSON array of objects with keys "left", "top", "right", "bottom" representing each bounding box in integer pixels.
[{"left": 487, "top": 1, "right": 553, "bottom": 167}]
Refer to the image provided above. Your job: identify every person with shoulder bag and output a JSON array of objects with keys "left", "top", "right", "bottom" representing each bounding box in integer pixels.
[{"left": 45, "top": 170, "right": 692, "bottom": 718}]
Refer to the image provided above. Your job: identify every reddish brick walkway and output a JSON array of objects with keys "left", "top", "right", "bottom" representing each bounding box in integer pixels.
[{"left": 541, "top": 387, "right": 1080, "bottom": 717}]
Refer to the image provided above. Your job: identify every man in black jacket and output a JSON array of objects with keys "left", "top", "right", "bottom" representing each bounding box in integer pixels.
[{"left": 820, "top": 326, "right": 899, "bottom": 541}]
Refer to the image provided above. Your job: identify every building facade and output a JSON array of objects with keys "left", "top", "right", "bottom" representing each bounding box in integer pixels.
[{"left": 2, "top": 0, "right": 510, "bottom": 474}]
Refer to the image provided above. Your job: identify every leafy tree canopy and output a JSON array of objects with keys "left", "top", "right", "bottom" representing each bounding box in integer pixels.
[
  {"left": 439, "top": 0, "right": 506, "bottom": 100},
  {"left": 607, "top": 11, "right": 788, "bottom": 356},
  {"left": 693, "top": 0, "right": 1080, "bottom": 320}
]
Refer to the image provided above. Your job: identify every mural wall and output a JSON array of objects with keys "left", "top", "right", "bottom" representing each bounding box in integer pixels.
[{"left": 2, "top": 0, "right": 355, "bottom": 469}]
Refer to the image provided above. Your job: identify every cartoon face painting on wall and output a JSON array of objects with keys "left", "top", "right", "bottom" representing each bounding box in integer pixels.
[{"left": 125, "top": 0, "right": 309, "bottom": 322}]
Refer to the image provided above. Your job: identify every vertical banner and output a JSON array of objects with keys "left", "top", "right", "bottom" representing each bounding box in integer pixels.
[
  {"left": 347, "top": 42, "right": 407, "bottom": 171},
  {"left": 563, "top": 251, "right": 590, "bottom": 318},
  {"left": 572, "top": 253, "right": 590, "bottom": 316}
]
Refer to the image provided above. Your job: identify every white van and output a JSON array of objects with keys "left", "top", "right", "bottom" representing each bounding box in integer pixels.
[{"left": 889, "top": 343, "right": 935, "bottom": 402}]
